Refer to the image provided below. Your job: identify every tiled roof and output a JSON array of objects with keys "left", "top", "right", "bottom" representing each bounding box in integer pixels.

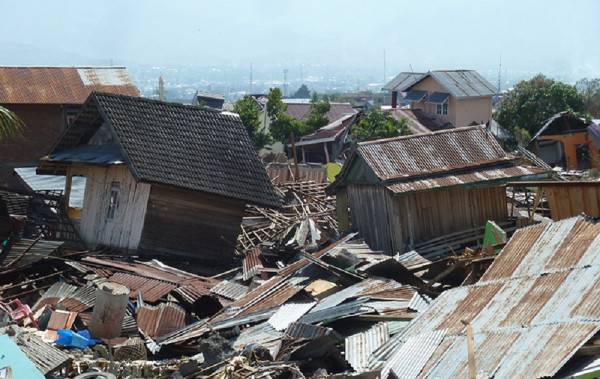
[
  {"left": 373, "top": 216, "right": 600, "bottom": 378},
  {"left": 357, "top": 126, "right": 509, "bottom": 181},
  {"left": 284, "top": 102, "right": 357, "bottom": 123},
  {"left": 0, "top": 67, "right": 140, "bottom": 104},
  {"left": 43, "top": 92, "right": 281, "bottom": 208}
]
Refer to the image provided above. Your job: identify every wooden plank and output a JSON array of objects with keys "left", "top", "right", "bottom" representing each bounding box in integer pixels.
[
  {"left": 569, "top": 185, "right": 585, "bottom": 217},
  {"left": 581, "top": 186, "right": 599, "bottom": 217}
]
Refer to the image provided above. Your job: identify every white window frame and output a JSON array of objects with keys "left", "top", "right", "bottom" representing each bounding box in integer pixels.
[
  {"left": 106, "top": 182, "right": 120, "bottom": 220},
  {"left": 437, "top": 101, "right": 449, "bottom": 116}
]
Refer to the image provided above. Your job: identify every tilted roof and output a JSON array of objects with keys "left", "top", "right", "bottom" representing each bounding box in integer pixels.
[
  {"left": 0, "top": 67, "right": 140, "bottom": 104},
  {"left": 382, "top": 72, "right": 426, "bottom": 91},
  {"left": 39, "top": 92, "right": 280, "bottom": 208},
  {"left": 383, "top": 70, "right": 497, "bottom": 99},
  {"left": 372, "top": 216, "right": 600, "bottom": 377},
  {"left": 284, "top": 102, "right": 357, "bottom": 122}
]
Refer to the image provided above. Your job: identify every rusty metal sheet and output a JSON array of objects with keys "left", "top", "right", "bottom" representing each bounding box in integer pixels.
[
  {"left": 32, "top": 282, "right": 77, "bottom": 312},
  {"left": 345, "top": 323, "right": 389, "bottom": 373},
  {"left": 136, "top": 302, "right": 186, "bottom": 340},
  {"left": 358, "top": 126, "right": 509, "bottom": 182},
  {"left": 386, "top": 164, "right": 550, "bottom": 194},
  {"left": 0, "top": 67, "right": 139, "bottom": 104},
  {"left": 210, "top": 280, "right": 248, "bottom": 301},
  {"left": 243, "top": 247, "right": 263, "bottom": 280},
  {"left": 284, "top": 322, "right": 333, "bottom": 340},
  {"left": 108, "top": 272, "right": 176, "bottom": 303},
  {"left": 58, "top": 285, "right": 96, "bottom": 312}
]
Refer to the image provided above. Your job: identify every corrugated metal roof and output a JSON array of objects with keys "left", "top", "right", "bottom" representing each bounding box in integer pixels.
[
  {"left": 14, "top": 167, "right": 86, "bottom": 208},
  {"left": 108, "top": 272, "right": 176, "bottom": 303},
  {"left": 377, "top": 216, "right": 600, "bottom": 378},
  {"left": 345, "top": 323, "right": 389, "bottom": 373},
  {"left": 0, "top": 67, "right": 140, "bottom": 104},
  {"left": 58, "top": 284, "right": 96, "bottom": 312},
  {"left": 284, "top": 322, "right": 333, "bottom": 340},
  {"left": 382, "top": 72, "right": 426, "bottom": 91},
  {"left": 299, "top": 298, "right": 372, "bottom": 324},
  {"left": 284, "top": 102, "right": 357, "bottom": 123},
  {"left": 384, "top": 329, "right": 446, "bottom": 379},
  {"left": 0, "top": 238, "right": 63, "bottom": 268},
  {"left": 210, "top": 280, "right": 248, "bottom": 301},
  {"left": 407, "top": 292, "right": 432, "bottom": 313},
  {"left": 136, "top": 302, "right": 186, "bottom": 340},
  {"left": 267, "top": 302, "right": 316, "bottom": 331},
  {"left": 426, "top": 92, "right": 450, "bottom": 104},
  {"left": 357, "top": 126, "right": 509, "bottom": 182},
  {"left": 32, "top": 282, "right": 77, "bottom": 312},
  {"left": 385, "top": 164, "right": 549, "bottom": 194},
  {"left": 243, "top": 247, "right": 263, "bottom": 280},
  {"left": 429, "top": 70, "right": 497, "bottom": 99},
  {"left": 404, "top": 90, "right": 428, "bottom": 102},
  {"left": 232, "top": 322, "right": 283, "bottom": 357},
  {"left": 386, "top": 108, "right": 445, "bottom": 135}
]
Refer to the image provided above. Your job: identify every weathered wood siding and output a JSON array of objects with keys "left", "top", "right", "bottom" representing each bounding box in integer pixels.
[
  {"left": 139, "top": 185, "right": 246, "bottom": 260},
  {"left": 73, "top": 164, "right": 151, "bottom": 251},
  {"left": 544, "top": 184, "right": 600, "bottom": 220},
  {"left": 348, "top": 184, "right": 507, "bottom": 254}
]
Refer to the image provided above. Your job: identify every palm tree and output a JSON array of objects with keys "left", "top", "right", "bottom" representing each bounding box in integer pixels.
[{"left": 0, "top": 106, "right": 25, "bottom": 139}]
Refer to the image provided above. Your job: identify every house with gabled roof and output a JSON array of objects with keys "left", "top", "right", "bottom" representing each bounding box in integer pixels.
[
  {"left": 328, "top": 126, "right": 551, "bottom": 254},
  {"left": 38, "top": 92, "right": 280, "bottom": 262},
  {"left": 0, "top": 67, "right": 140, "bottom": 188},
  {"left": 383, "top": 70, "right": 497, "bottom": 130}
]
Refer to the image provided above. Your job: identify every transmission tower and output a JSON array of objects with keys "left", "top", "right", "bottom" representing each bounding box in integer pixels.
[{"left": 283, "top": 69, "right": 289, "bottom": 97}]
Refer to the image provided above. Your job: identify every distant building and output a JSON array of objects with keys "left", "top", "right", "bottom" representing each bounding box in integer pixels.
[
  {"left": 0, "top": 66, "right": 140, "bottom": 188},
  {"left": 191, "top": 90, "right": 225, "bottom": 110},
  {"left": 383, "top": 70, "right": 497, "bottom": 129}
]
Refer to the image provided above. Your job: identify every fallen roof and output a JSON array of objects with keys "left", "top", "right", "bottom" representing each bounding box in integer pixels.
[
  {"left": 295, "top": 113, "right": 358, "bottom": 146},
  {"left": 39, "top": 92, "right": 281, "bottom": 208},
  {"left": 0, "top": 67, "right": 140, "bottom": 104},
  {"left": 373, "top": 216, "right": 600, "bottom": 378},
  {"left": 385, "top": 108, "right": 446, "bottom": 134},
  {"left": 284, "top": 102, "right": 357, "bottom": 123}
]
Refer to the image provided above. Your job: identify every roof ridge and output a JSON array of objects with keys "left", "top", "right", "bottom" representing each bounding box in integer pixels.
[
  {"left": 358, "top": 125, "right": 484, "bottom": 146},
  {"left": 93, "top": 91, "right": 224, "bottom": 113}
]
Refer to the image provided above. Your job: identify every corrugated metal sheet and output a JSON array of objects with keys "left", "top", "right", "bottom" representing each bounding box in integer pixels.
[
  {"left": 384, "top": 329, "right": 446, "bottom": 379},
  {"left": 0, "top": 238, "right": 63, "bottom": 268},
  {"left": 395, "top": 250, "right": 432, "bottom": 272},
  {"left": 357, "top": 126, "right": 509, "bottom": 182},
  {"left": 364, "top": 300, "right": 410, "bottom": 315},
  {"left": 345, "top": 323, "right": 389, "bottom": 373},
  {"left": 210, "top": 280, "right": 248, "bottom": 301},
  {"left": 386, "top": 164, "right": 549, "bottom": 194},
  {"left": 407, "top": 293, "right": 432, "bottom": 313},
  {"left": 58, "top": 284, "right": 96, "bottom": 312},
  {"left": 0, "top": 67, "right": 140, "bottom": 104},
  {"left": 377, "top": 216, "right": 600, "bottom": 378},
  {"left": 14, "top": 167, "right": 86, "bottom": 208},
  {"left": 284, "top": 322, "right": 333, "bottom": 340},
  {"left": 429, "top": 70, "right": 497, "bottom": 99},
  {"left": 267, "top": 302, "right": 316, "bottom": 331},
  {"left": 232, "top": 322, "right": 283, "bottom": 355},
  {"left": 32, "top": 282, "right": 77, "bottom": 312},
  {"left": 382, "top": 72, "right": 426, "bottom": 91},
  {"left": 136, "top": 302, "right": 186, "bottom": 340},
  {"left": 243, "top": 247, "right": 263, "bottom": 280},
  {"left": 299, "top": 298, "right": 372, "bottom": 324},
  {"left": 108, "top": 272, "right": 176, "bottom": 303}
]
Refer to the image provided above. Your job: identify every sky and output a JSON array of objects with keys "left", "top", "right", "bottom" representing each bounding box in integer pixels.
[{"left": 2, "top": 0, "right": 599, "bottom": 83}]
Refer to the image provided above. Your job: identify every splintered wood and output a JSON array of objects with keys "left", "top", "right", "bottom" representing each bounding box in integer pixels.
[{"left": 235, "top": 180, "right": 338, "bottom": 254}]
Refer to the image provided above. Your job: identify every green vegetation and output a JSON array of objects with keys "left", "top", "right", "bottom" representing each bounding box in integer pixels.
[
  {"left": 351, "top": 107, "right": 411, "bottom": 142},
  {"left": 232, "top": 95, "right": 272, "bottom": 150},
  {"left": 0, "top": 106, "right": 25, "bottom": 141},
  {"left": 576, "top": 77, "right": 600, "bottom": 118},
  {"left": 292, "top": 84, "right": 311, "bottom": 99},
  {"left": 495, "top": 74, "right": 589, "bottom": 136}
]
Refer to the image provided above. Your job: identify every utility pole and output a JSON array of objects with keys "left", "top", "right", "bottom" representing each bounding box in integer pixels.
[
  {"left": 497, "top": 53, "right": 502, "bottom": 94},
  {"left": 283, "top": 69, "right": 289, "bottom": 97}
]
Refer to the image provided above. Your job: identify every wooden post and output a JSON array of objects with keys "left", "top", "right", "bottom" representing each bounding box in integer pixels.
[
  {"left": 290, "top": 132, "right": 300, "bottom": 181},
  {"left": 461, "top": 320, "right": 476, "bottom": 379},
  {"left": 301, "top": 145, "right": 306, "bottom": 164},
  {"left": 529, "top": 187, "right": 543, "bottom": 224},
  {"left": 64, "top": 165, "right": 73, "bottom": 215},
  {"left": 324, "top": 143, "right": 330, "bottom": 163}
]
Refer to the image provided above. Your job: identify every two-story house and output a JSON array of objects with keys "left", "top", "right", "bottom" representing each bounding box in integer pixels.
[{"left": 383, "top": 70, "right": 497, "bottom": 129}]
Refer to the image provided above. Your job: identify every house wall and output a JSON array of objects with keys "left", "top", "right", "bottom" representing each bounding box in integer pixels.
[
  {"left": 73, "top": 164, "right": 151, "bottom": 251},
  {"left": 409, "top": 77, "right": 492, "bottom": 127},
  {"left": 138, "top": 185, "right": 246, "bottom": 261},
  {"left": 348, "top": 184, "right": 507, "bottom": 254}
]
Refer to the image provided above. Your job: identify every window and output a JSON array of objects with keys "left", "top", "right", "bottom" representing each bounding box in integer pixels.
[
  {"left": 437, "top": 101, "right": 448, "bottom": 116},
  {"left": 106, "top": 183, "right": 120, "bottom": 219}
]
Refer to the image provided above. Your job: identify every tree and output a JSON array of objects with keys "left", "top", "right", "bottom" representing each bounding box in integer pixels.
[
  {"left": 576, "top": 78, "right": 600, "bottom": 118},
  {"left": 351, "top": 107, "right": 411, "bottom": 142},
  {"left": 0, "top": 106, "right": 25, "bottom": 140},
  {"left": 304, "top": 99, "right": 331, "bottom": 134},
  {"left": 292, "top": 84, "right": 311, "bottom": 99},
  {"left": 495, "top": 74, "right": 588, "bottom": 136},
  {"left": 267, "top": 87, "right": 303, "bottom": 144},
  {"left": 232, "top": 95, "right": 272, "bottom": 150}
]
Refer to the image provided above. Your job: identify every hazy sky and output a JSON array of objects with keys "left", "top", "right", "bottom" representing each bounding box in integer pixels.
[{"left": 2, "top": 0, "right": 599, "bottom": 81}]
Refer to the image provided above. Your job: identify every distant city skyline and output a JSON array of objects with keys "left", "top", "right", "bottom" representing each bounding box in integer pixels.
[{"left": 2, "top": 0, "right": 599, "bottom": 98}]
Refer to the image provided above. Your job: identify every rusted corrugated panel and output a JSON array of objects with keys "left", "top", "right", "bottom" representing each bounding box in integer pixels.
[
  {"left": 66, "top": 261, "right": 113, "bottom": 277},
  {"left": 285, "top": 322, "right": 333, "bottom": 340},
  {"left": 267, "top": 302, "right": 316, "bottom": 331},
  {"left": 32, "top": 282, "right": 77, "bottom": 312},
  {"left": 232, "top": 322, "right": 282, "bottom": 351},
  {"left": 382, "top": 329, "right": 446, "bottom": 379},
  {"left": 408, "top": 292, "right": 432, "bottom": 313},
  {"left": 377, "top": 216, "right": 600, "bottom": 378},
  {"left": 364, "top": 300, "right": 410, "bottom": 315},
  {"left": 58, "top": 285, "right": 96, "bottom": 312},
  {"left": 345, "top": 323, "right": 389, "bottom": 373},
  {"left": 299, "top": 298, "right": 372, "bottom": 324},
  {"left": 0, "top": 67, "right": 139, "bottom": 104},
  {"left": 386, "top": 164, "right": 550, "bottom": 194},
  {"left": 108, "top": 272, "right": 176, "bottom": 303},
  {"left": 243, "top": 247, "right": 263, "bottom": 280},
  {"left": 137, "top": 302, "right": 186, "bottom": 340},
  {"left": 237, "top": 281, "right": 305, "bottom": 317},
  {"left": 210, "top": 280, "right": 248, "bottom": 301},
  {"left": 358, "top": 126, "right": 508, "bottom": 181}
]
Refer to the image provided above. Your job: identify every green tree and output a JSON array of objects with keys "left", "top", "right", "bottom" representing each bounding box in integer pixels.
[
  {"left": 576, "top": 78, "right": 600, "bottom": 118},
  {"left": 351, "top": 107, "right": 411, "bottom": 142},
  {"left": 304, "top": 99, "right": 331, "bottom": 133},
  {"left": 495, "top": 74, "right": 588, "bottom": 136},
  {"left": 267, "top": 87, "right": 304, "bottom": 144},
  {"left": 293, "top": 84, "right": 311, "bottom": 99},
  {"left": 232, "top": 95, "right": 272, "bottom": 150},
  {"left": 0, "top": 106, "right": 25, "bottom": 140}
]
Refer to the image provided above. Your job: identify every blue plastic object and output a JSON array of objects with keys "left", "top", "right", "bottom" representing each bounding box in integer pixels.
[
  {"left": 76, "top": 330, "right": 97, "bottom": 346},
  {"left": 55, "top": 329, "right": 88, "bottom": 349}
]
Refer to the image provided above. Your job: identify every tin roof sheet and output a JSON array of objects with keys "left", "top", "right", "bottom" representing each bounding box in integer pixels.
[
  {"left": 210, "top": 280, "right": 248, "bottom": 301},
  {"left": 378, "top": 216, "right": 600, "bottom": 378},
  {"left": 267, "top": 302, "right": 316, "bottom": 331},
  {"left": 108, "top": 272, "right": 176, "bottom": 303},
  {"left": 32, "top": 282, "right": 77, "bottom": 312},
  {"left": 0, "top": 67, "right": 140, "bottom": 104},
  {"left": 429, "top": 70, "right": 497, "bottom": 99},
  {"left": 284, "top": 322, "right": 333, "bottom": 340},
  {"left": 233, "top": 322, "right": 283, "bottom": 351},
  {"left": 14, "top": 167, "right": 86, "bottom": 208},
  {"left": 58, "top": 284, "right": 96, "bottom": 312},
  {"left": 404, "top": 90, "right": 428, "bottom": 102},
  {"left": 385, "top": 164, "right": 550, "bottom": 194},
  {"left": 243, "top": 247, "right": 263, "bottom": 280},
  {"left": 298, "top": 298, "right": 372, "bottom": 324},
  {"left": 345, "top": 323, "right": 389, "bottom": 373},
  {"left": 136, "top": 302, "right": 186, "bottom": 339},
  {"left": 382, "top": 72, "right": 426, "bottom": 91},
  {"left": 384, "top": 329, "right": 446, "bottom": 379},
  {"left": 357, "top": 126, "right": 509, "bottom": 182}
]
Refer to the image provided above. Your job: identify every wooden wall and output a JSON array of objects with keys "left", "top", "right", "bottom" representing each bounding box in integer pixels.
[
  {"left": 543, "top": 184, "right": 600, "bottom": 220},
  {"left": 348, "top": 184, "right": 508, "bottom": 254},
  {"left": 138, "top": 185, "right": 246, "bottom": 260},
  {"left": 73, "top": 164, "right": 151, "bottom": 251}
]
